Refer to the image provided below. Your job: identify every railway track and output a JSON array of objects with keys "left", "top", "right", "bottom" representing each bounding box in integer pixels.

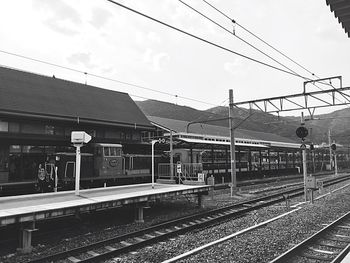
[
  {"left": 24, "top": 175, "right": 350, "bottom": 263},
  {"left": 270, "top": 210, "right": 350, "bottom": 263}
]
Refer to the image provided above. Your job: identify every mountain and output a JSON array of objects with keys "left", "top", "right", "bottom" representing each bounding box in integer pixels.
[{"left": 136, "top": 100, "right": 350, "bottom": 145}]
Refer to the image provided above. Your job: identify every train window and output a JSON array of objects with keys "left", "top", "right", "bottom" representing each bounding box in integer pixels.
[
  {"left": 104, "top": 147, "right": 110, "bottom": 157},
  {"left": 95, "top": 147, "right": 102, "bottom": 157},
  {"left": 110, "top": 147, "right": 117, "bottom": 156},
  {"left": 117, "top": 148, "right": 122, "bottom": 156}
]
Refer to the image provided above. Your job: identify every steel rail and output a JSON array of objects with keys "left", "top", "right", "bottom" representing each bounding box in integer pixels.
[
  {"left": 24, "top": 175, "right": 350, "bottom": 263},
  {"left": 270, "top": 210, "right": 350, "bottom": 263}
]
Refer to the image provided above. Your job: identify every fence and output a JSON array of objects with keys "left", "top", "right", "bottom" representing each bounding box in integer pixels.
[{"left": 158, "top": 162, "right": 205, "bottom": 183}]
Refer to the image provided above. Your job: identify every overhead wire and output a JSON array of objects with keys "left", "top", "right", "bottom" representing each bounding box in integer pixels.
[
  {"left": 201, "top": 0, "right": 316, "bottom": 77},
  {"left": 200, "top": 0, "right": 350, "bottom": 105},
  {"left": 178, "top": 0, "right": 309, "bottom": 81},
  {"left": 0, "top": 49, "right": 221, "bottom": 107},
  {"left": 105, "top": 0, "right": 350, "bottom": 119},
  {"left": 105, "top": 0, "right": 308, "bottom": 79}
]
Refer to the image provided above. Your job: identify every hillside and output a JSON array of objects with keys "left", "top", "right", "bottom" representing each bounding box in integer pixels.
[{"left": 136, "top": 100, "right": 350, "bottom": 145}]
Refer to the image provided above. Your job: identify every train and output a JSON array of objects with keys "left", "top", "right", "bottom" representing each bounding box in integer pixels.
[
  {"left": 2, "top": 133, "right": 349, "bottom": 195},
  {"left": 36, "top": 143, "right": 166, "bottom": 191}
]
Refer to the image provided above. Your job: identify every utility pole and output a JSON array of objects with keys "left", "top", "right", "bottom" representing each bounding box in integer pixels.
[
  {"left": 328, "top": 129, "right": 332, "bottom": 170},
  {"left": 300, "top": 113, "right": 308, "bottom": 202},
  {"left": 229, "top": 89, "right": 236, "bottom": 196},
  {"left": 170, "top": 130, "right": 174, "bottom": 180}
]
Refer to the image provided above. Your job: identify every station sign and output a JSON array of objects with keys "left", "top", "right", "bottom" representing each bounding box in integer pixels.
[
  {"left": 198, "top": 173, "right": 205, "bottom": 182},
  {"left": 176, "top": 163, "right": 182, "bottom": 174}
]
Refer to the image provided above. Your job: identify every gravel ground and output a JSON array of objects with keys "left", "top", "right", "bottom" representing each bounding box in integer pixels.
[
  {"left": 106, "top": 180, "right": 350, "bottom": 263},
  {"left": 0, "top": 175, "right": 348, "bottom": 263}
]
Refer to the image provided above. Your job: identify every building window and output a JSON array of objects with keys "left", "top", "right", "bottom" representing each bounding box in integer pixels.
[
  {"left": 9, "top": 145, "right": 21, "bottom": 153},
  {"left": 22, "top": 123, "right": 45, "bottom": 134},
  {"left": 0, "top": 121, "right": 8, "bottom": 132},
  {"left": 9, "top": 122, "right": 20, "bottom": 133},
  {"left": 45, "top": 125, "right": 55, "bottom": 135},
  {"left": 132, "top": 131, "right": 141, "bottom": 141},
  {"left": 105, "top": 130, "right": 120, "bottom": 139}
]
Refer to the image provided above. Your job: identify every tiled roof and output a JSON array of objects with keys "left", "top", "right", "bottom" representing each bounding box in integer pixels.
[
  {"left": 0, "top": 66, "right": 153, "bottom": 129},
  {"left": 326, "top": 0, "right": 350, "bottom": 37},
  {"left": 148, "top": 116, "right": 297, "bottom": 144}
]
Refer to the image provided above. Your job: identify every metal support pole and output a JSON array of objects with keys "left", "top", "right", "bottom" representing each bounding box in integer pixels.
[
  {"left": 300, "top": 112, "right": 308, "bottom": 202},
  {"left": 229, "top": 89, "right": 236, "bottom": 196},
  {"left": 302, "top": 148, "right": 308, "bottom": 202},
  {"left": 75, "top": 145, "right": 81, "bottom": 196},
  {"left": 170, "top": 130, "right": 174, "bottom": 180},
  {"left": 334, "top": 150, "right": 338, "bottom": 176},
  {"left": 54, "top": 166, "right": 58, "bottom": 192},
  {"left": 328, "top": 129, "right": 332, "bottom": 170},
  {"left": 152, "top": 140, "right": 156, "bottom": 189}
]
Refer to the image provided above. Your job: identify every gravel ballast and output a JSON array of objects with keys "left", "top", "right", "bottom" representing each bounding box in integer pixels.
[
  {"left": 110, "top": 181, "right": 350, "bottom": 263},
  {"left": 1, "top": 177, "right": 349, "bottom": 263}
]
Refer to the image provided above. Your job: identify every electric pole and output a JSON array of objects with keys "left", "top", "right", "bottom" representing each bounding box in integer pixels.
[{"left": 229, "top": 89, "right": 236, "bottom": 196}]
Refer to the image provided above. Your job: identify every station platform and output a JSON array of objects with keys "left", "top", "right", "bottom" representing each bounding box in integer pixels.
[
  {"left": 0, "top": 183, "right": 210, "bottom": 252},
  {"left": 0, "top": 183, "right": 210, "bottom": 227}
]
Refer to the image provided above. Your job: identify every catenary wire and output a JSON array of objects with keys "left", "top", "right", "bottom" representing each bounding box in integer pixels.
[
  {"left": 178, "top": 0, "right": 309, "bottom": 80},
  {"left": 105, "top": 0, "right": 308, "bottom": 79},
  {"left": 199, "top": 0, "right": 350, "bottom": 104},
  {"left": 201, "top": 0, "right": 316, "bottom": 77}
]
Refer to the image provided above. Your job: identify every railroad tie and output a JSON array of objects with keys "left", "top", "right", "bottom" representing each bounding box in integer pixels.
[
  {"left": 301, "top": 252, "right": 332, "bottom": 261},
  {"left": 134, "top": 237, "right": 145, "bottom": 242},
  {"left": 337, "top": 225, "right": 350, "bottom": 230},
  {"left": 324, "top": 236, "right": 350, "bottom": 243},
  {"left": 174, "top": 226, "right": 182, "bottom": 230},
  {"left": 335, "top": 234, "right": 350, "bottom": 239},
  {"left": 145, "top": 234, "right": 155, "bottom": 238},
  {"left": 165, "top": 229, "right": 172, "bottom": 232},
  {"left": 155, "top": 231, "right": 165, "bottom": 235},
  {"left": 120, "top": 241, "right": 132, "bottom": 246},
  {"left": 316, "top": 241, "right": 345, "bottom": 249},
  {"left": 182, "top": 224, "right": 189, "bottom": 227},
  {"left": 105, "top": 246, "right": 116, "bottom": 251},
  {"left": 189, "top": 221, "right": 196, "bottom": 225},
  {"left": 68, "top": 256, "right": 81, "bottom": 263},
  {"left": 87, "top": 251, "right": 100, "bottom": 257},
  {"left": 310, "top": 248, "right": 335, "bottom": 255}
]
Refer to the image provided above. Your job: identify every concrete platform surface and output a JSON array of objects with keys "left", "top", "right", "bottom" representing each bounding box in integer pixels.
[{"left": 0, "top": 183, "right": 210, "bottom": 226}]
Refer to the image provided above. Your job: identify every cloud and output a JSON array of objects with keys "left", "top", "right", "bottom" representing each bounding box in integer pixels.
[
  {"left": 147, "top": 31, "right": 162, "bottom": 44},
  {"left": 90, "top": 7, "right": 112, "bottom": 29},
  {"left": 223, "top": 60, "right": 245, "bottom": 76},
  {"left": 143, "top": 49, "right": 170, "bottom": 72},
  {"left": 32, "top": 0, "right": 81, "bottom": 36},
  {"left": 153, "top": 52, "right": 170, "bottom": 71},
  {"left": 67, "top": 52, "right": 96, "bottom": 69}
]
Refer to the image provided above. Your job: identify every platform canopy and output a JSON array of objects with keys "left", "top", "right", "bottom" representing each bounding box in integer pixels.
[{"left": 148, "top": 116, "right": 300, "bottom": 149}]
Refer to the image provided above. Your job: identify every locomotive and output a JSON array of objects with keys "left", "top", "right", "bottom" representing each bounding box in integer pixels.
[{"left": 37, "top": 143, "right": 163, "bottom": 191}]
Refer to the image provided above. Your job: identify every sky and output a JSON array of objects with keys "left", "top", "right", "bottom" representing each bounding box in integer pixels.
[{"left": 0, "top": 0, "right": 349, "bottom": 116}]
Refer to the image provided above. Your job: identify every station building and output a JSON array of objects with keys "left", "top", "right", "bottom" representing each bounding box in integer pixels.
[{"left": 0, "top": 66, "right": 154, "bottom": 184}]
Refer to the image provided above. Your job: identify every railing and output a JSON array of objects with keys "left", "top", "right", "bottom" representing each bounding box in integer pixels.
[{"left": 158, "top": 163, "right": 205, "bottom": 183}]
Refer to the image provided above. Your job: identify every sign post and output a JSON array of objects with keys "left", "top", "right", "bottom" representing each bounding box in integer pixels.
[
  {"left": 151, "top": 138, "right": 165, "bottom": 189},
  {"left": 296, "top": 113, "right": 309, "bottom": 202},
  {"left": 71, "top": 131, "right": 91, "bottom": 196}
]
